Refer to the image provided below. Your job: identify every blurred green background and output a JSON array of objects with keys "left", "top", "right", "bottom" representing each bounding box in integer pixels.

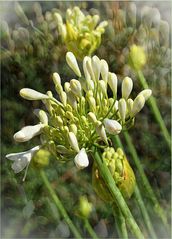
[{"left": 1, "top": 1, "right": 171, "bottom": 238}]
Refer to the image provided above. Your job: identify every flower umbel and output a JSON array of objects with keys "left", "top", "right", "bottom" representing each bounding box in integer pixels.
[
  {"left": 55, "top": 7, "right": 108, "bottom": 59},
  {"left": 6, "top": 52, "right": 151, "bottom": 177}
]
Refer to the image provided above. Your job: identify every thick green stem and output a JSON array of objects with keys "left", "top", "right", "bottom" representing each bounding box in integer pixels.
[
  {"left": 122, "top": 131, "right": 168, "bottom": 228},
  {"left": 112, "top": 135, "right": 157, "bottom": 238},
  {"left": 113, "top": 206, "right": 128, "bottom": 239},
  {"left": 92, "top": 149, "right": 145, "bottom": 239},
  {"left": 84, "top": 218, "right": 99, "bottom": 239},
  {"left": 40, "top": 170, "right": 82, "bottom": 239},
  {"left": 137, "top": 70, "right": 171, "bottom": 149}
]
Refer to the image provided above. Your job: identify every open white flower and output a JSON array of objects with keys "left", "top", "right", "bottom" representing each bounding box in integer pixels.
[
  {"left": 6, "top": 145, "right": 41, "bottom": 175},
  {"left": 104, "top": 118, "right": 122, "bottom": 135},
  {"left": 74, "top": 148, "right": 89, "bottom": 169}
]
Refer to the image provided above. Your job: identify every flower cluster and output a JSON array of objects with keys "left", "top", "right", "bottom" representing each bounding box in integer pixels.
[
  {"left": 6, "top": 52, "right": 151, "bottom": 178},
  {"left": 92, "top": 147, "right": 136, "bottom": 201},
  {"left": 55, "top": 6, "right": 108, "bottom": 59}
]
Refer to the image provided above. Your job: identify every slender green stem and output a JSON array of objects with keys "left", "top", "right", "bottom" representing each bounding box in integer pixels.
[
  {"left": 84, "top": 218, "right": 99, "bottom": 239},
  {"left": 134, "top": 185, "right": 157, "bottom": 239},
  {"left": 92, "top": 148, "right": 145, "bottom": 239},
  {"left": 112, "top": 135, "right": 157, "bottom": 238},
  {"left": 113, "top": 205, "right": 128, "bottom": 239},
  {"left": 122, "top": 131, "right": 168, "bottom": 228},
  {"left": 40, "top": 170, "right": 82, "bottom": 239},
  {"left": 137, "top": 70, "right": 171, "bottom": 149}
]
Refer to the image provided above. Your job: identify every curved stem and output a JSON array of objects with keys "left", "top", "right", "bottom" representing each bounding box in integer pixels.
[
  {"left": 137, "top": 70, "right": 171, "bottom": 149},
  {"left": 92, "top": 148, "right": 145, "bottom": 239},
  {"left": 40, "top": 170, "right": 82, "bottom": 239},
  {"left": 84, "top": 218, "right": 99, "bottom": 239}
]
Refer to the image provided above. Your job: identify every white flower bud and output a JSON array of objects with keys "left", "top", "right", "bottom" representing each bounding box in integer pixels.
[
  {"left": 86, "top": 57, "right": 96, "bottom": 82},
  {"left": 96, "top": 121, "right": 108, "bottom": 144},
  {"left": 122, "top": 77, "right": 133, "bottom": 100},
  {"left": 127, "top": 98, "right": 134, "bottom": 114},
  {"left": 108, "top": 72, "right": 117, "bottom": 96},
  {"left": 53, "top": 72, "right": 61, "bottom": 85},
  {"left": 64, "top": 82, "right": 70, "bottom": 93},
  {"left": 60, "top": 91, "right": 67, "bottom": 106},
  {"left": 34, "top": 109, "right": 48, "bottom": 125},
  {"left": 74, "top": 148, "right": 89, "bottom": 169},
  {"left": 69, "top": 124, "right": 77, "bottom": 135},
  {"left": 68, "top": 132, "right": 80, "bottom": 152},
  {"left": 70, "top": 79, "right": 82, "bottom": 97},
  {"left": 67, "top": 90, "right": 77, "bottom": 109},
  {"left": 66, "top": 52, "right": 81, "bottom": 77},
  {"left": 14, "top": 124, "right": 44, "bottom": 142},
  {"left": 92, "top": 55, "right": 101, "bottom": 81},
  {"left": 118, "top": 98, "right": 127, "bottom": 122},
  {"left": 20, "top": 88, "right": 49, "bottom": 100},
  {"left": 138, "top": 89, "right": 152, "bottom": 101},
  {"left": 104, "top": 118, "right": 122, "bottom": 135},
  {"left": 87, "top": 112, "right": 97, "bottom": 124},
  {"left": 100, "top": 59, "right": 109, "bottom": 83},
  {"left": 83, "top": 56, "right": 91, "bottom": 82},
  {"left": 88, "top": 96, "right": 96, "bottom": 112},
  {"left": 131, "top": 95, "right": 145, "bottom": 116},
  {"left": 99, "top": 80, "right": 107, "bottom": 95},
  {"left": 6, "top": 145, "right": 40, "bottom": 174}
]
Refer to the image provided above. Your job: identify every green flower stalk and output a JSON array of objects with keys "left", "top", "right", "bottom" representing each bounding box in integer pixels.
[
  {"left": 6, "top": 52, "right": 151, "bottom": 179},
  {"left": 92, "top": 147, "right": 136, "bottom": 201},
  {"left": 55, "top": 7, "right": 108, "bottom": 59}
]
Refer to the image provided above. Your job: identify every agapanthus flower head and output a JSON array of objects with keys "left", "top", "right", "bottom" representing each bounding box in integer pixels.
[
  {"left": 55, "top": 7, "right": 108, "bottom": 59},
  {"left": 6, "top": 52, "right": 151, "bottom": 177},
  {"left": 92, "top": 147, "right": 136, "bottom": 201}
]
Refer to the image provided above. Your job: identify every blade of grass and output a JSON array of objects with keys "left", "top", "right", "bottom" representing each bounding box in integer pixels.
[
  {"left": 84, "top": 218, "right": 99, "bottom": 239},
  {"left": 40, "top": 170, "right": 83, "bottom": 239},
  {"left": 137, "top": 70, "right": 171, "bottom": 149}
]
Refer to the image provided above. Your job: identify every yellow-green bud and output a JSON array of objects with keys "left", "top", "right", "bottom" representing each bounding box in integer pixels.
[
  {"left": 129, "top": 45, "right": 146, "bottom": 71},
  {"left": 32, "top": 149, "right": 50, "bottom": 168},
  {"left": 70, "top": 79, "right": 82, "bottom": 97},
  {"left": 118, "top": 98, "right": 127, "bottom": 122},
  {"left": 79, "top": 196, "right": 92, "bottom": 218}
]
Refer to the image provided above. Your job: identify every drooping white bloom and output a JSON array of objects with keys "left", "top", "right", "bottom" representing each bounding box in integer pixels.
[
  {"left": 68, "top": 132, "right": 80, "bottom": 152},
  {"left": 6, "top": 145, "right": 41, "bottom": 174},
  {"left": 122, "top": 77, "right": 133, "bottom": 100},
  {"left": 14, "top": 124, "right": 44, "bottom": 142},
  {"left": 74, "top": 148, "right": 89, "bottom": 169},
  {"left": 66, "top": 52, "right": 81, "bottom": 77},
  {"left": 104, "top": 118, "right": 122, "bottom": 135},
  {"left": 20, "top": 88, "right": 49, "bottom": 100}
]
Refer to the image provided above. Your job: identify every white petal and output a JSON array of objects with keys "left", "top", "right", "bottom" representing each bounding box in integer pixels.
[
  {"left": 74, "top": 148, "right": 89, "bottom": 169},
  {"left": 20, "top": 88, "right": 49, "bottom": 100},
  {"left": 14, "top": 124, "right": 44, "bottom": 142}
]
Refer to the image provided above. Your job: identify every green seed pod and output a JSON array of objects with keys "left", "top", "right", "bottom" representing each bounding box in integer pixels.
[{"left": 92, "top": 147, "right": 136, "bottom": 202}]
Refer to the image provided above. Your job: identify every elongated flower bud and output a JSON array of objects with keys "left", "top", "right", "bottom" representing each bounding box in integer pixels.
[
  {"left": 108, "top": 72, "right": 117, "bottom": 97},
  {"left": 96, "top": 121, "right": 108, "bottom": 144},
  {"left": 101, "top": 59, "right": 109, "bottom": 83},
  {"left": 131, "top": 95, "right": 145, "bottom": 116},
  {"left": 86, "top": 57, "right": 96, "bottom": 82},
  {"left": 68, "top": 132, "right": 80, "bottom": 152},
  {"left": 6, "top": 145, "right": 40, "bottom": 174},
  {"left": 87, "top": 96, "right": 96, "bottom": 112},
  {"left": 20, "top": 88, "right": 49, "bottom": 100},
  {"left": 14, "top": 124, "right": 44, "bottom": 142},
  {"left": 74, "top": 148, "right": 89, "bottom": 169},
  {"left": 104, "top": 119, "right": 122, "bottom": 135},
  {"left": 99, "top": 80, "right": 107, "bottom": 95},
  {"left": 67, "top": 90, "right": 77, "bottom": 109},
  {"left": 127, "top": 99, "right": 134, "bottom": 114},
  {"left": 118, "top": 98, "right": 127, "bottom": 122},
  {"left": 122, "top": 77, "right": 133, "bottom": 100},
  {"left": 87, "top": 112, "right": 97, "bottom": 124},
  {"left": 138, "top": 89, "right": 152, "bottom": 101},
  {"left": 70, "top": 79, "right": 82, "bottom": 97},
  {"left": 129, "top": 45, "right": 146, "bottom": 70},
  {"left": 79, "top": 196, "right": 92, "bottom": 218},
  {"left": 34, "top": 109, "right": 48, "bottom": 125},
  {"left": 66, "top": 52, "right": 81, "bottom": 77},
  {"left": 69, "top": 124, "right": 77, "bottom": 135},
  {"left": 92, "top": 55, "right": 101, "bottom": 81}
]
